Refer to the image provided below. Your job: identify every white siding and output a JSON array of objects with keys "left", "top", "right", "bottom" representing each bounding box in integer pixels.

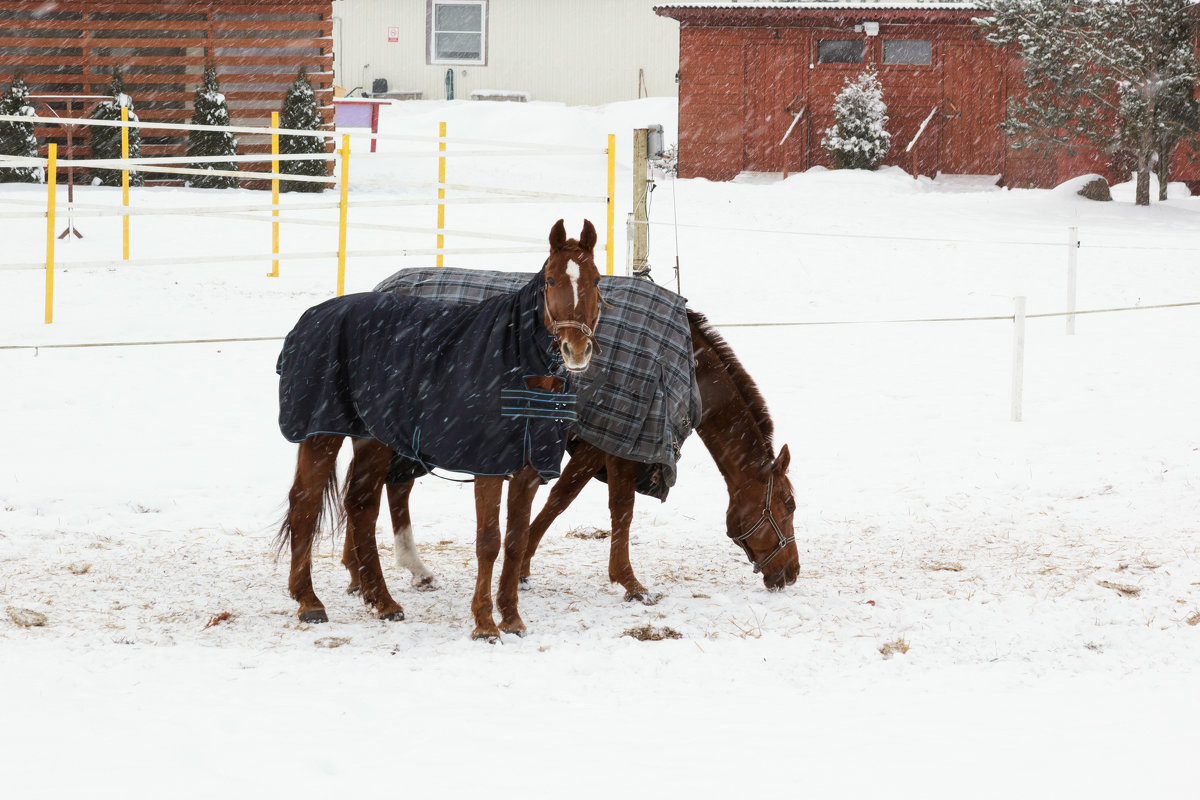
[{"left": 332, "top": 0, "right": 679, "bottom": 104}]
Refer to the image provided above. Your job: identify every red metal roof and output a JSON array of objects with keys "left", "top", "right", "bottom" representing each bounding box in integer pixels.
[{"left": 655, "top": 2, "right": 987, "bottom": 25}]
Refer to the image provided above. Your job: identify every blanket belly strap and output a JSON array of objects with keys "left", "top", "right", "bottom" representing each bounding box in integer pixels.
[{"left": 500, "top": 388, "right": 578, "bottom": 423}]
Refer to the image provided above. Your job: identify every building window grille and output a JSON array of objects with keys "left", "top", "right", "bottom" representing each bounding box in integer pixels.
[{"left": 429, "top": 1, "right": 487, "bottom": 65}]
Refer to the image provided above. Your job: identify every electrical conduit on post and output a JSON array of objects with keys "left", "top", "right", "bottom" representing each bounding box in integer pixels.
[
  {"left": 437, "top": 121, "right": 446, "bottom": 267},
  {"left": 45, "top": 143, "right": 56, "bottom": 324},
  {"left": 270, "top": 111, "right": 280, "bottom": 277},
  {"left": 121, "top": 106, "right": 130, "bottom": 260},
  {"left": 337, "top": 133, "right": 350, "bottom": 296}
]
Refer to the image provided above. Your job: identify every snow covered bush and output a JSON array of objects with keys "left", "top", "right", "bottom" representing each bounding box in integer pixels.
[
  {"left": 186, "top": 64, "right": 238, "bottom": 189},
  {"left": 0, "top": 74, "right": 41, "bottom": 183},
  {"left": 821, "top": 70, "right": 891, "bottom": 170},
  {"left": 278, "top": 67, "right": 327, "bottom": 193},
  {"left": 88, "top": 67, "right": 144, "bottom": 187}
]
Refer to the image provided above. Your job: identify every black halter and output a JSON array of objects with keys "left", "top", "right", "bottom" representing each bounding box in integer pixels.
[{"left": 731, "top": 472, "right": 794, "bottom": 574}]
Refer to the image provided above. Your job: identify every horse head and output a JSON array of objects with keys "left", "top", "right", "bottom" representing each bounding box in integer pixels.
[
  {"left": 727, "top": 444, "right": 800, "bottom": 590},
  {"left": 543, "top": 218, "right": 602, "bottom": 372}
]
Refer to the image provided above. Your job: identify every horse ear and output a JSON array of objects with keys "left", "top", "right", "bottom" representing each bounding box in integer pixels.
[
  {"left": 773, "top": 444, "right": 790, "bottom": 474},
  {"left": 579, "top": 219, "right": 597, "bottom": 253},
  {"left": 549, "top": 219, "right": 567, "bottom": 251}
]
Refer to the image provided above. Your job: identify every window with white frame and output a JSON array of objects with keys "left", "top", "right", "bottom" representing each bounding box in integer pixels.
[{"left": 428, "top": 1, "right": 487, "bottom": 65}]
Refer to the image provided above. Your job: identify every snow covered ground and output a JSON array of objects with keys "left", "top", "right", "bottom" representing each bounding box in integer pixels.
[{"left": 2, "top": 98, "right": 1199, "bottom": 798}]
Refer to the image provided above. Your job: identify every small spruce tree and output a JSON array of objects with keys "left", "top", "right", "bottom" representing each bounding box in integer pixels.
[
  {"left": 89, "top": 67, "right": 144, "bottom": 187},
  {"left": 0, "top": 74, "right": 41, "bottom": 183},
  {"left": 278, "top": 67, "right": 327, "bottom": 193},
  {"left": 821, "top": 70, "right": 891, "bottom": 170},
  {"left": 186, "top": 63, "right": 239, "bottom": 189}
]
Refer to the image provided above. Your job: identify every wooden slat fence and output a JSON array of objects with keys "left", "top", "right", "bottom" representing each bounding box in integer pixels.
[{"left": 0, "top": 0, "right": 334, "bottom": 180}]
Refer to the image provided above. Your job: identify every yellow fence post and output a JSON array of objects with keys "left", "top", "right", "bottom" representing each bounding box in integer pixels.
[
  {"left": 45, "top": 144, "right": 57, "bottom": 324},
  {"left": 337, "top": 133, "right": 350, "bottom": 296},
  {"left": 121, "top": 106, "right": 130, "bottom": 261},
  {"left": 606, "top": 133, "right": 615, "bottom": 276},
  {"left": 437, "top": 121, "right": 446, "bottom": 267},
  {"left": 270, "top": 112, "right": 280, "bottom": 277}
]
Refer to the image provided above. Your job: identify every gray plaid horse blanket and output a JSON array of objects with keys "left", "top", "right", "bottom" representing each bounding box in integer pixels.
[{"left": 375, "top": 268, "right": 701, "bottom": 497}]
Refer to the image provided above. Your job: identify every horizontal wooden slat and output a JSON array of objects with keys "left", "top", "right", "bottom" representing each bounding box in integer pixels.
[
  {"left": 0, "top": 1, "right": 328, "bottom": 11},
  {"left": 0, "top": 36, "right": 329, "bottom": 49}
]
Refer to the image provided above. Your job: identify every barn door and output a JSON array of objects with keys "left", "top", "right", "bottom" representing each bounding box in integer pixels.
[
  {"left": 743, "top": 44, "right": 801, "bottom": 173},
  {"left": 942, "top": 45, "right": 1005, "bottom": 175}
]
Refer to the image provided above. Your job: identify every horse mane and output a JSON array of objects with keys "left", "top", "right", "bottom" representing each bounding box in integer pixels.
[{"left": 686, "top": 308, "right": 774, "bottom": 448}]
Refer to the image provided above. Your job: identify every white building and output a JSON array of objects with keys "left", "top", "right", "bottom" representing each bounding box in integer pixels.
[{"left": 331, "top": 0, "right": 679, "bottom": 104}]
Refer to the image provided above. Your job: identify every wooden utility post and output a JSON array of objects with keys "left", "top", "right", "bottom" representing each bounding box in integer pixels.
[{"left": 631, "top": 127, "right": 649, "bottom": 277}]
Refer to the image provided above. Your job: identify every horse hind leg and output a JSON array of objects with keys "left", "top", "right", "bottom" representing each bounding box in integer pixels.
[
  {"left": 606, "top": 456, "right": 661, "bottom": 605},
  {"left": 387, "top": 480, "right": 438, "bottom": 590},
  {"left": 281, "top": 434, "right": 343, "bottom": 623},
  {"left": 343, "top": 439, "right": 405, "bottom": 621}
]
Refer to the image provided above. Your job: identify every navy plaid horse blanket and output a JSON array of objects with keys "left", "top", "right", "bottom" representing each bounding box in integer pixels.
[
  {"left": 375, "top": 268, "right": 701, "bottom": 497},
  {"left": 277, "top": 271, "right": 576, "bottom": 480}
]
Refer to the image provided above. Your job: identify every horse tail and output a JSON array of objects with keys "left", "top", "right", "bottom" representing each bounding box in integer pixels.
[{"left": 274, "top": 454, "right": 346, "bottom": 560}]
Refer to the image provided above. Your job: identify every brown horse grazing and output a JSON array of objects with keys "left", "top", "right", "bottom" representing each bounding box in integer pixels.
[
  {"left": 347, "top": 308, "right": 799, "bottom": 604},
  {"left": 276, "top": 219, "right": 603, "bottom": 641}
]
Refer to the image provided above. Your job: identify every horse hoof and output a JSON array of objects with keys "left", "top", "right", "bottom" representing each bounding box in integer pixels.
[
  {"left": 500, "top": 620, "right": 527, "bottom": 637},
  {"left": 518, "top": 576, "right": 531, "bottom": 589},
  {"left": 412, "top": 576, "right": 438, "bottom": 592},
  {"left": 471, "top": 629, "right": 500, "bottom": 644},
  {"left": 345, "top": 585, "right": 361, "bottom": 596},
  {"left": 299, "top": 609, "right": 329, "bottom": 624},
  {"left": 625, "top": 591, "right": 663, "bottom": 606},
  {"left": 380, "top": 608, "right": 405, "bottom": 622}
]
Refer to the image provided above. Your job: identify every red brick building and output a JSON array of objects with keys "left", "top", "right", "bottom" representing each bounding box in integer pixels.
[{"left": 655, "top": 2, "right": 1198, "bottom": 187}]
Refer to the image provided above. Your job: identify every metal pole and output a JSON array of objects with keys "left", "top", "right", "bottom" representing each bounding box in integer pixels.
[
  {"left": 337, "top": 134, "right": 350, "bottom": 296},
  {"left": 436, "top": 121, "right": 446, "bottom": 267},
  {"left": 45, "top": 144, "right": 57, "bottom": 324},
  {"left": 121, "top": 106, "right": 130, "bottom": 260},
  {"left": 1066, "top": 226, "right": 1078, "bottom": 335},
  {"left": 270, "top": 112, "right": 280, "bottom": 277},
  {"left": 1011, "top": 296, "right": 1026, "bottom": 423},
  {"left": 606, "top": 133, "right": 615, "bottom": 276}
]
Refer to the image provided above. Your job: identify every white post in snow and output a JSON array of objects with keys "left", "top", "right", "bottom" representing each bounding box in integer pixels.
[
  {"left": 1066, "top": 226, "right": 1078, "bottom": 335},
  {"left": 1011, "top": 295, "right": 1027, "bottom": 423}
]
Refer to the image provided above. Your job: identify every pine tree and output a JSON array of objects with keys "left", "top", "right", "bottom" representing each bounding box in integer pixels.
[
  {"left": 278, "top": 67, "right": 327, "bottom": 193},
  {"left": 88, "top": 67, "right": 145, "bottom": 187},
  {"left": 0, "top": 74, "right": 41, "bottom": 183},
  {"left": 978, "top": 0, "right": 1199, "bottom": 206},
  {"left": 821, "top": 70, "right": 891, "bottom": 170},
  {"left": 186, "top": 63, "right": 238, "bottom": 189}
]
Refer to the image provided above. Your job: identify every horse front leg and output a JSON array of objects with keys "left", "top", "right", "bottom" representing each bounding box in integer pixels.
[
  {"left": 523, "top": 441, "right": 606, "bottom": 582},
  {"left": 343, "top": 439, "right": 404, "bottom": 621},
  {"left": 606, "top": 456, "right": 660, "bottom": 605},
  {"left": 497, "top": 466, "right": 540, "bottom": 635},
  {"left": 387, "top": 479, "right": 437, "bottom": 590},
  {"left": 471, "top": 476, "right": 505, "bottom": 642},
  {"left": 284, "top": 434, "right": 343, "bottom": 623}
]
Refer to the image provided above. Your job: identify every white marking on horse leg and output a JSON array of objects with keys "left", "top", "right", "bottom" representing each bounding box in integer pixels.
[{"left": 394, "top": 524, "right": 436, "bottom": 587}]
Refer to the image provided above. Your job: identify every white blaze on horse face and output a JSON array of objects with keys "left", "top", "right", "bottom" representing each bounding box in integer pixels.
[{"left": 566, "top": 258, "right": 581, "bottom": 311}]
